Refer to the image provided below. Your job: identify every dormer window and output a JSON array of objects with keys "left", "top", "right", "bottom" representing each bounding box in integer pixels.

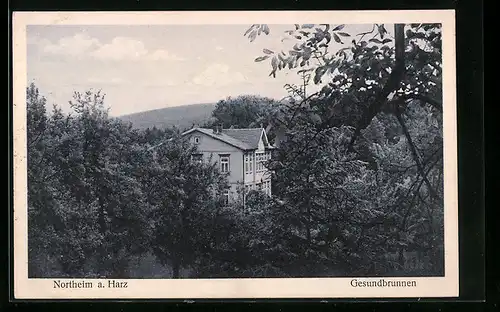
[{"left": 194, "top": 136, "right": 201, "bottom": 144}]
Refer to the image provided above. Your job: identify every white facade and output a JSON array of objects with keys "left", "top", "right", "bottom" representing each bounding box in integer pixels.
[{"left": 182, "top": 127, "right": 273, "bottom": 204}]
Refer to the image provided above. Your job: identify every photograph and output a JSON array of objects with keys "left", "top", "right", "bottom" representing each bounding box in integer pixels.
[{"left": 12, "top": 10, "right": 458, "bottom": 299}]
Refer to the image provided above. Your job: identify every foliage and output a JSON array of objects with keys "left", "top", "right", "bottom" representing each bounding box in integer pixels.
[
  {"left": 26, "top": 84, "right": 229, "bottom": 278},
  {"left": 204, "top": 95, "right": 282, "bottom": 140},
  {"left": 146, "top": 136, "right": 229, "bottom": 278},
  {"left": 28, "top": 22, "right": 445, "bottom": 278},
  {"left": 243, "top": 23, "right": 444, "bottom": 276}
]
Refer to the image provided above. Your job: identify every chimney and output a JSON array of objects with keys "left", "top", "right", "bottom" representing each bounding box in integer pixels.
[{"left": 213, "top": 123, "right": 223, "bottom": 134}]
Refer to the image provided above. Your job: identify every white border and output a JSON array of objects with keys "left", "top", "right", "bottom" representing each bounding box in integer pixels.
[{"left": 12, "top": 10, "right": 458, "bottom": 299}]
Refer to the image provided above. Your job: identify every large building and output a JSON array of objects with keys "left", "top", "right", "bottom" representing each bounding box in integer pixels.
[{"left": 182, "top": 126, "right": 273, "bottom": 204}]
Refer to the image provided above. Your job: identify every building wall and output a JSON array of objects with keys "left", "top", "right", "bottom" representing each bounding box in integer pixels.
[
  {"left": 184, "top": 130, "right": 272, "bottom": 201},
  {"left": 243, "top": 150, "right": 272, "bottom": 196},
  {"left": 184, "top": 131, "right": 244, "bottom": 185}
]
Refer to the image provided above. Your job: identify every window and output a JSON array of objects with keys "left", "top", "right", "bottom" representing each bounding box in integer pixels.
[
  {"left": 220, "top": 155, "right": 230, "bottom": 173},
  {"left": 262, "top": 180, "right": 271, "bottom": 196},
  {"left": 256, "top": 152, "right": 265, "bottom": 172},
  {"left": 245, "top": 153, "right": 253, "bottom": 174},
  {"left": 191, "top": 154, "right": 203, "bottom": 164},
  {"left": 266, "top": 151, "right": 271, "bottom": 161},
  {"left": 223, "top": 189, "right": 230, "bottom": 206},
  {"left": 193, "top": 136, "right": 201, "bottom": 144}
]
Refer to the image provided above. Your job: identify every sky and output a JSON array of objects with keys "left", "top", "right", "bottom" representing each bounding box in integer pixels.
[{"left": 27, "top": 24, "right": 378, "bottom": 116}]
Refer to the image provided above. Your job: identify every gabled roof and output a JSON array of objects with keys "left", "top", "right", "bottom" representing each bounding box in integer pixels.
[
  {"left": 221, "top": 128, "right": 264, "bottom": 148},
  {"left": 182, "top": 127, "right": 273, "bottom": 151}
]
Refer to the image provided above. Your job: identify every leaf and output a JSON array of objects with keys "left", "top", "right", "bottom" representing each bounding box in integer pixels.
[
  {"left": 271, "top": 56, "right": 278, "bottom": 71},
  {"left": 302, "top": 49, "right": 311, "bottom": 61},
  {"left": 255, "top": 56, "right": 270, "bottom": 62},
  {"left": 382, "top": 39, "right": 392, "bottom": 44},
  {"left": 333, "top": 33, "right": 342, "bottom": 43},
  {"left": 314, "top": 66, "right": 328, "bottom": 84},
  {"left": 295, "top": 36, "right": 302, "bottom": 40},
  {"left": 301, "top": 24, "right": 315, "bottom": 29},
  {"left": 332, "top": 24, "right": 345, "bottom": 31},
  {"left": 369, "top": 38, "right": 383, "bottom": 44},
  {"left": 263, "top": 24, "right": 270, "bottom": 35},
  {"left": 379, "top": 24, "right": 388, "bottom": 39},
  {"left": 314, "top": 31, "right": 325, "bottom": 42},
  {"left": 263, "top": 48, "right": 275, "bottom": 55},
  {"left": 324, "top": 32, "right": 331, "bottom": 44},
  {"left": 244, "top": 25, "right": 256, "bottom": 36},
  {"left": 337, "top": 32, "right": 351, "bottom": 37},
  {"left": 249, "top": 31, "right": 257, "bottom": 42}
]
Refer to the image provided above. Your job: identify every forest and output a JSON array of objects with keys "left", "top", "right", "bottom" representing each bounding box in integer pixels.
[{"left": 27, "top": 23, "right": 444, "bottom": 278}]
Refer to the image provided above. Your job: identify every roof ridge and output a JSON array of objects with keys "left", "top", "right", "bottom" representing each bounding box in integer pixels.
[{"left": 183, "top": 127, "right": 267, "bottom": 151}]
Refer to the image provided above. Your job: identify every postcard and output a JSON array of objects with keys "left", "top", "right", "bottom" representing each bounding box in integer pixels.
[{"left": 12, "top": 10, "right": 458, "bottom": 299}]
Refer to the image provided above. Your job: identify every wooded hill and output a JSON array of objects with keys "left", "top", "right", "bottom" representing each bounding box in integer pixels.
[{"left": 119, "top": 103, "right": 216, "bottom": 130}]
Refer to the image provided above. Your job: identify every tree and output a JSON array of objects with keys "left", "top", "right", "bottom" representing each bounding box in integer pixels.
[
  {"left": 27, "top": 83, "right": 63, "bottom": 276},
  {"left": 243, "top": 23, "right": 444, "bottom": 275},
  {"left": 27, "top": 85, "right": 154, "bottom": 277},
  {"left": 146, "top": 135, "right": 229, "bottom": 278},
  {"left": 205, "top": 95, "right": 281, "bottom": 140}
]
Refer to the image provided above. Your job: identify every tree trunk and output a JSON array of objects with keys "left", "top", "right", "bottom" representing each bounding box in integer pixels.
[{"left": 348, "top": 23, "right": 406, "bottom": 149}]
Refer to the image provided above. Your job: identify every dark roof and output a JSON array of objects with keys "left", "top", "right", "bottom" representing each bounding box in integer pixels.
[
  {"left": 221, "top": 128, "right": 264, "bottom": 148},
  {"left": 182, "top": 127, "right": 272, "bottom": 151}
]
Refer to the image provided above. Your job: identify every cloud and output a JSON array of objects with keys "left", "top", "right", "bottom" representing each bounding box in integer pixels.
[
  {"left": 40, "top": 33, "right": 184, "bottom": 62},
  {"left": 139, "top": 79, "right": 178, "bottom": 87},
  {"left": 147, "top": 49, "right": 185, "bottom": 61},
  {"left": 27, "top": 36, "right": 51, "bottom": 47},
  {"left": 43, "top": 33, "right": 100, "bottom": 57},
  {"left": 192, "top": 63, "right": 246, "bottom": 87},
  {"left": 90, "top": 37, "right": 148, "bottom": 61}
]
